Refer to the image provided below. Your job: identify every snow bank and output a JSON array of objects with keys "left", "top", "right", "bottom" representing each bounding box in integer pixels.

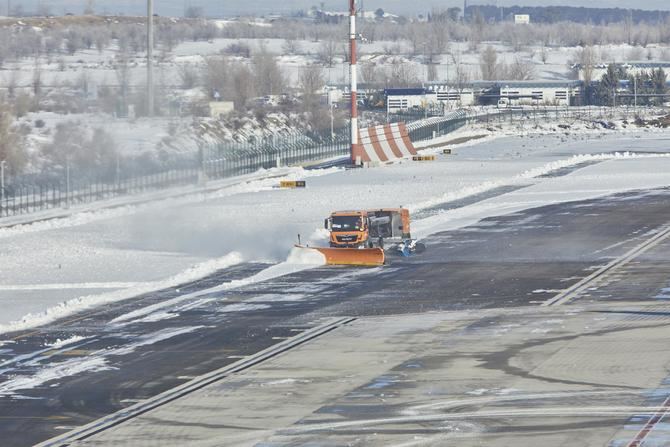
[{"left": 0, "top": 253, "right": 243, "bottom": 335}]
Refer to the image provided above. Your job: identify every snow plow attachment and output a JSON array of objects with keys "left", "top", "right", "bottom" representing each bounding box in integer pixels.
[{"left": 297, "top": 246, "right": 385, "bottom": 267}]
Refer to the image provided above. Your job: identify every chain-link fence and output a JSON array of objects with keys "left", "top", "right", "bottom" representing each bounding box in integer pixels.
[{"left": 1, "top": 105, "right": 665, "bottom": 220}]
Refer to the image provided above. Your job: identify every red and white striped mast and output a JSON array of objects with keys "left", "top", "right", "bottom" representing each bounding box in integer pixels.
[{"left": 349, "top": 0, "right": 361, "bottom": 165}]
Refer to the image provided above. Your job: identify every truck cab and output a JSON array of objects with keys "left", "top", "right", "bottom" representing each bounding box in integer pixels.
[{"left": 325, "top": 211, "right": 371, "bottom": 248}]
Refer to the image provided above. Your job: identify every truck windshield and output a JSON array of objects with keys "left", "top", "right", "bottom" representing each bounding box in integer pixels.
[{"left": 331, "top": 216, "right": 363, "bottom": 232}]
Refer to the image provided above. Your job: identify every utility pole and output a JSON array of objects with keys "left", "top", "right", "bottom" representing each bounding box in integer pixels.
[
  {"left": 147, "top": 0, "right": 155, "bottom": 117},
  {"left": 634, "top": 75, "right": 638, "bottom": 111}
]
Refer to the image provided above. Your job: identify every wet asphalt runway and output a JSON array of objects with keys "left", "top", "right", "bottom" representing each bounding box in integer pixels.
[{"left": 1, "top": 187, "right": 670, "bottom": 446}]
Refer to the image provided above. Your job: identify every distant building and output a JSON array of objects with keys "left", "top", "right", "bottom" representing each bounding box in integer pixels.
[
  {"left": 385, "top": 88, "right": 432, "bottom": 113},
  {"left": 426, "top": 83, "right": 475, "bottom": 107},
  {"left": 514, "top": 14, "right": 530, "bottom": 24},
  {"left": 323, "top": 84, "right": 374, "bottom": 104},
  {"left": 496, "top": 80, "right": 581, "bottom": 106}
]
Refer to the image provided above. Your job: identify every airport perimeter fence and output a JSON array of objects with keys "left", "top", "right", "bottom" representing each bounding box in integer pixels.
[
  {"left": 1, "top": 105, "right": 665, "bottom": 220},
  {"left": 0, "top": 128, "right": 351, "bottom": 220}
]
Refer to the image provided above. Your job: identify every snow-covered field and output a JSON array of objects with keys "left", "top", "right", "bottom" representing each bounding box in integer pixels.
[
  {"left": 1, "top": 123, "right": 670, "bottom": 334},
  {"left": 2, "top": 37, "right": 668, "bottom": 89}
]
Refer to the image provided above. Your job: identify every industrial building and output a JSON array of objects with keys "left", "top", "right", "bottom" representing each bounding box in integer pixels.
[
  {"left": 496, "top": 80, "right": 582, "bottom": 106},
  {"left": 384, "top": 80, "right": 583, "bottom": 112},
  {"left": 385, "top": 86, "right": 475, "bottom": 113}
]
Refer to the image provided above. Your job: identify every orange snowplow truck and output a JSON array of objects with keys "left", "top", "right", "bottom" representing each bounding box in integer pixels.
[{"left": 297, "top": 208, "right": 410, "bottom": 267}]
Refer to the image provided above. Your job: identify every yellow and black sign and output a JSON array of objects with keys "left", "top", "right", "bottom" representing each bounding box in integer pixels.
[
  {"left": 442, "top": 148, "right": 452, "bottom": 155},
  {"left": 412, "top": 155, "right": 436, "bottom": 161},
  {"left": 279, "top": 180, "right": 307, "bottom": 188}
]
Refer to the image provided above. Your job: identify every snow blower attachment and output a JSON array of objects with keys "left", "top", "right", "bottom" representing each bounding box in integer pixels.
[{"left": 297, "top": 208, "right": 424, "bottom": 267}]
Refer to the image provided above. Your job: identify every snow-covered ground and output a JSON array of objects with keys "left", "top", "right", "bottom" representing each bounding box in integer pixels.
[{"left": 1, "top": 122, "right": 670, "bottom": 334}]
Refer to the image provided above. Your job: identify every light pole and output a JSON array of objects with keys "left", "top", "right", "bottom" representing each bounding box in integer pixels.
[
  {"left": 330, "top": 102, "right": 335, "bottom": 142},
  {"left": 0, "top": 160, "right": 6, "bottom": 214},
  {"left": 147, "top": 0, "right": 154, "bottom": 117}
]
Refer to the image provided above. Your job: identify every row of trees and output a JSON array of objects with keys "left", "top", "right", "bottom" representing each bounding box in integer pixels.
[
  {"left": 218, "top": 15, "right": 670, "bottom": 52},
  {"left": 0, "top": 18, "right": 218, "bottom": 68},
  {"left": 594, "top": 65, "right": 668, "bottom": 106},
  {"left": 0, "top": 98, "right": 119, "bottom": 180},
  {"left": 6, "top": 13, "right": 670, "bottom": 69}
]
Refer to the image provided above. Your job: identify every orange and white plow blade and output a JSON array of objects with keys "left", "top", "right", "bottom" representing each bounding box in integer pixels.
[{"left": 296, "top": 246, "right": 385, "bottom": 267}]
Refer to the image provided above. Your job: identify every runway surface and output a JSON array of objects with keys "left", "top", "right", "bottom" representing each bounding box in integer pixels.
[{"left": 2, "top": 187, "right": 670, "bottom": 446}]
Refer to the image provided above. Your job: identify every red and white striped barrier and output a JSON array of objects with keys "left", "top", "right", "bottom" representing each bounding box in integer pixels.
[{"left": 353, "top": 122, "right": 417, "bottom": 164}]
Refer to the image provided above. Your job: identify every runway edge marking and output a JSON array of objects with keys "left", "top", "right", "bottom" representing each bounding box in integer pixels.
[
  {"left": 34, "top": 317, "right": 357, "bottom": 447},
  {"left": 543, "top": 224, "right": 670, "bottom": 307},
  {"left": 626, "top": 395, "right": 670, "bottom": 447}
]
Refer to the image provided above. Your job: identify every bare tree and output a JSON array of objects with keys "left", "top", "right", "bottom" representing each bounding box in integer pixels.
[
  {"left": 299, "top": 65, "right": 324, "bottom": 99},
  {"left": 32, "top": 59, "right": 43, "bottom": 97},
  {"left": 359, "top": 62, "right": 380, "bottom": 87},
  {"left": 44, "top": 33, "right": 63, "bottom": 63},
  {"left": 318, "top": 39, "right": 337, "bottom": 67},
  {"left": 202, "top": 57, "right": 229, "bottom": 99},
  {"left": 5, "top": 70, "right": 18, "bottom": 99},
  {"left": 299, "top": 65, "right": 329, "bottom": 134},
  {"left": 252, "top": 44, "right": 284, "bottom": 95},
  {"left": 540, "top": 44, "right": 549, "bottom": 64},
  {"left": 66, "top": 30, "right": 82, "bottom": 56},
  {"left": 177, "top": 64, "right": 199, "bottom": 89},
  {"left": 507, "top": 57, "right": 536, "bottom": 80},
  {"left": 95, "top": 30, "right": 110, "bottom": 54},
  {"left": 282, "top": 35, "right": 302, "bottom": 55},
  {"left": 230, "top": 63, "right": 255, "bottom": 109},
  {"left": 386, "top": 58, "right": 419, "bottom": 87},
  {"left": 479, "top": 46, "right": 498, "bottom": 80},
  {"left": 0, "top": 103, "right": 26, "bottom": 174},
  {"left": 114, "top": 51, "right": 132, "bottom": 104},
  {"left": 43, "top": 123, "right": 117, "bottom": 179},
  {"left": 575, "top": 46, "right": 596, "bottom": 85}
]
